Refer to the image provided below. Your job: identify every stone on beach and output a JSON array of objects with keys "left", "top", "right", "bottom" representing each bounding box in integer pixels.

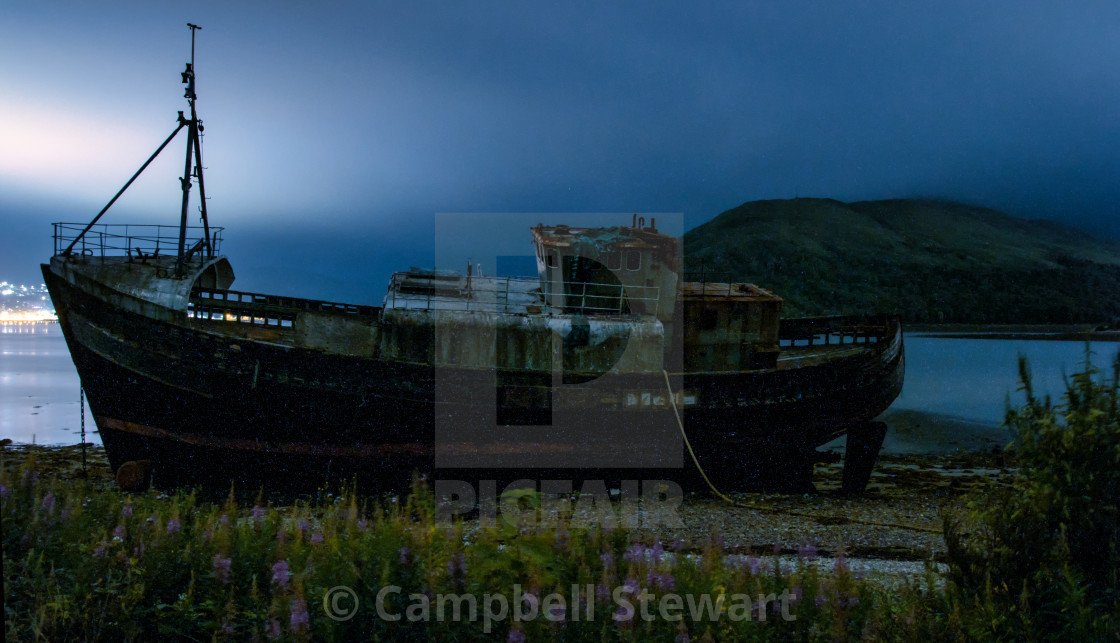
[{"left": 115, "top": 460, "right": 153, "bottom": 492}]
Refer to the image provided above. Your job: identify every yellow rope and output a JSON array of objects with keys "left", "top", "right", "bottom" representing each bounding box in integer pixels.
[{"left": 662, "top": 370, "right": 942, "bottom": 535}]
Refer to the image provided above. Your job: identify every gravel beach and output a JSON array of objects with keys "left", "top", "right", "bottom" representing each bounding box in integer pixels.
[{"left": 3, "top": 406, "right": 1012, "bottom": 581}]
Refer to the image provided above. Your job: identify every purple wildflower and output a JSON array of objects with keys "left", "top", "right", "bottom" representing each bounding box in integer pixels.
[
  {"left": 623, "top": 543, "right": 644, "bottom": 563},
  {"left": 219, "top": 513, "right": 229, "bottom": 526},
  {"left": 596, "top": 583, "right": 610, "bottom": 602},
  {"left": 675, "top": 629, "right": 691, "bottom": 643},
  {"left": 399, "top": 547, "right": 411, "bottom": 564},
  {"left": 647, "top": 570, "right": 676, "bottom": 591},
  {"left": 60, "top": 507, "right": 71, "bottom": 522},
  {"left": 798, "top": 543, "right": 818, "bottom": 560},
  {"left": 507, "top": 628, "right": 526, "bottom": 643},
  {"left": 265, "top": 618, "right": 282, "bottom": 640},
  {"left": 213, "top": 555, "right": 232, "bottom": 584},
  {"left": 299, "top": 520, "right": 310, "bottom": 533},
  {"left": 548, "top": 601, "right": 566, "bottom": 622},
  {"left": 113, "top": 525, "right": 126, "bottom": 540},
  {"left": 660, "top": 572, "right": 676, "bottom": 591},
  {"left": 289, "top": 598, "right": 309, "bottom": 632},
  {"left": 614, "top": 601, "right": 634, "bottom": 623},
  {"left": 93, "top": 544, "right": 106, "bottom": 558},
  {"left": 651, "top": 541, "right": 664, "bottom": 562},
  {"left": 166, "top": 518, "right": 181, "bottom": 535},
  {"left": 41, "top": 492, "right": 55, "bottom": 514},
  {"left": 623, "top": 577, "right": 639, "bottom": 595},
  {"left": 121, "top": 504, "right": 133, "bottom": 518},
  {"left": 671, "top": 538, "right": 685, "bottom": 552},
  {"left": 600, "top": 551, "right": 614, "bottom": 568},
  {"left": 357, "top": 519, "right": 368, "bottom": 530},
  {"left": 22, "top": 469, "right": 38, "bottom": 487},
  {"left": 271, "top": 560, "right": 290, "bottom": 589},
  {"left": 747, "top": 556, "right": 762, "bottom": 575},
  {"left": 310, "top": 532, "right": 324, "bottom": 545},
  {"left": 446, "top": 553, "right": 466, "bottom": 577},
  {"left": 0, "top": 484, "right": 10, "bottom": 500},
  {"left": 791, "top": 585, "right": 803, "bottom": 604},
  {"left": 251, "top": 505, "right": 266, "bottom": 522}
]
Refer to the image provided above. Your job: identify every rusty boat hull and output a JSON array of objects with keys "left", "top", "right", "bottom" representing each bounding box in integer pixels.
[{"left": 42, "top": 254, "right": 903, "bottom": 492}]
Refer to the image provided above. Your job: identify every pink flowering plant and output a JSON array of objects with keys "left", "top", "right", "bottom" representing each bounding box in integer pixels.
[
  {"left": 16, "top": 351, "right": 1120, "bottom": 643},
  {"left": 0, "top": 460, "right": 958, "bottom": 642}
]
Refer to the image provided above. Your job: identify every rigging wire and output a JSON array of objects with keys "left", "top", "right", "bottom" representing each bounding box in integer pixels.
[{"left": 662, "top": 370, "right": 942, "bottom": 535}]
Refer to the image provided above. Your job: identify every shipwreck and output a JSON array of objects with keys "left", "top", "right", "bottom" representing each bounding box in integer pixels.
[{"left": 43, "top": 30, "right": 904, "bottom": 493}]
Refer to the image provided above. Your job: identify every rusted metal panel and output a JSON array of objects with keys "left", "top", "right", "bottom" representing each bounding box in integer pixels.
[
  {"left": 378, "top": 306, "right": 666, "bottom": 373},
  {"left": 531, "top": 224, "right": 680, "bottom": 321},
  {"left": 51, "top": 255, "right": 233, "bottom": 313},
  {"left": 679, "top": 281, "right": 783, "bottom": 371}
]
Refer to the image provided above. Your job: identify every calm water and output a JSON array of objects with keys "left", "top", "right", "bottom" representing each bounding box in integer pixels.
[
  {"left": 1, "top": 323, "right": 1117, "bottom": 446},
  {"left": 896, "top": 336, "right": 1116, "bottom": 425},
  {"left": 1, "top": 323, "right": 94, "bottom": 445}
]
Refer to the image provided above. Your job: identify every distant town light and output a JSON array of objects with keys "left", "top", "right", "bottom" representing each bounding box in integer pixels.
[
  {"left": 0, "top": 310, "right": 57, "bottom": 322},
  {"left": 0, "top": 280, "right": 57, "bottom": 320}
]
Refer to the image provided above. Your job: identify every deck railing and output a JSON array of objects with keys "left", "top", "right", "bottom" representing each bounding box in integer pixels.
[
  {"left": 386, "top": 273, "right": 660, "bottom": 316},
  {"left": 53, "top": 223, "right": 223, "bottom": 261},
  {"left": 188, "top": 288, "right": 378, "bottom": 328},
  {"left": 779, "top": 315, "right": 897, "bottom": 347}
]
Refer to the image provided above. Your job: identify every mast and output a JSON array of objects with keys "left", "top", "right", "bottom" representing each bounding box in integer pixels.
[
  {"left": 65, "top": 23, "right": 214, "bottom": 266},
  {"left": 176, "top": 23, "right": 207, "bottom": 277}
]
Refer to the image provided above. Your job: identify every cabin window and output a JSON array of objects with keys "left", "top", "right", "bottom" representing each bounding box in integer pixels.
[
  {"left": 603, "top": 252, "right": 621, "bottom": 270},
  {"left": 626, "top": 251, "right": 641, "bottom": 271},
  {"left": 547, "top": 249, "right": 559, "bottom": 268}
]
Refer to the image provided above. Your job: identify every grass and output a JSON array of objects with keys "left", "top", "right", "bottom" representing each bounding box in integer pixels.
[
  {"left": 4, "top": 352, "right": 1120, "bottom": 640},
  {"left": 3, "top": 462, "right": 960, "bottom": 641}
]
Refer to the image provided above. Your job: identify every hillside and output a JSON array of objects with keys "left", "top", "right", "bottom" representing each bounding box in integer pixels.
[{"left": 682, "top": 198, "right": 1120, "bottom": 323}]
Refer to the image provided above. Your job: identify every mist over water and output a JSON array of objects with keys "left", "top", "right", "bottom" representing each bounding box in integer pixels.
[{"left": 2, "top": 324, "right": 1116, "bottom": 448}]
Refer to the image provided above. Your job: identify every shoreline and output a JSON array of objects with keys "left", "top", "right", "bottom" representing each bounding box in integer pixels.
[
  {"left": 3, "top": 431, "right": 1007, "bottom": 565},
  {"left": 904, "top": 322, "right": 1120, "bottom": 341}
]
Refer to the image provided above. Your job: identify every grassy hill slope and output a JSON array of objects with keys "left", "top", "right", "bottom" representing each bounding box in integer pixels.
[{"left": 683, "top": 198, "right": 1120, "bottom": 323}]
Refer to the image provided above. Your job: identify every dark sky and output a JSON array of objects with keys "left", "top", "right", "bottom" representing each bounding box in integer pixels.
[{"left": 3, "top": 2, "right": 1119, "bottom": 302}]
